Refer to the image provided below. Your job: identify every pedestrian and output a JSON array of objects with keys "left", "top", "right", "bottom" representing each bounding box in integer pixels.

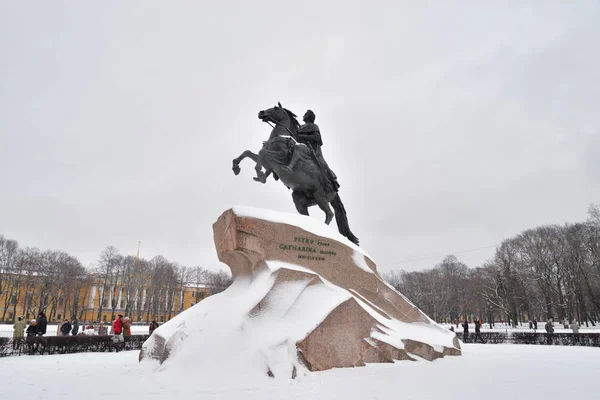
[
  {"left": 122, "top": 317, "right": 131, "bottom": 338},
  {"left": 13, "top": 316, "right": 26, "bottom": 350},
  {"left": 25, "top": 319, "right": 39, "bottom": 354},
  {"left": 149, "top": 320, "right": 159, "bottom": 335},
  {"left": 528, "top": 320, "right": 533, "bottom": 329},
  {"left": 474, "top": 319, "right": 484, "bottom": 343},
  {"left": 60, "top": 319, "right": 72, "bottom": 336},
  {"left": 112, "top": 315, "right": 124, "bottom": 351},
  {"left": 71, "top": 318, "right": 79, "bottom": 336},
  {"left": 57, "top": 319, "right": 65, "bottom": 336},
  {"left": 36, "top": 312, "right": 47, "bottom": 336},
  {"left": 112, "top": 315, "right": 123, "bottom": 335},
  {"left": 26, "top": 320, "right": 38, "bottom": 337},
  {"left": 545, "top": 319, "right": 554, "bottom": 345},
  {"left": 571, "top": 318, "right": 580, "bottom": 343},
  {"left": 533, "top": 318, "right": 538, "bottom": 330},
  {"left": 462, "top": 319, "right": 469, "bottom": 343}
]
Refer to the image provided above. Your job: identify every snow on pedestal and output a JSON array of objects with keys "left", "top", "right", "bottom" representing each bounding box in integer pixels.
[{"left": 139, "top": 207, "right": 460, "bottom": 378}]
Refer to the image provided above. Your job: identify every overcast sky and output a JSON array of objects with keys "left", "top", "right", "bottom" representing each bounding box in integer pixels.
[{"left": 1, "top": 1, "right": 599, "bottom": 274}]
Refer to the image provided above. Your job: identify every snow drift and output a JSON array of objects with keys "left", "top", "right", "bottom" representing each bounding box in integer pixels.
[{"left": 140, "top": 207, "right": 460, "bottom": 379}]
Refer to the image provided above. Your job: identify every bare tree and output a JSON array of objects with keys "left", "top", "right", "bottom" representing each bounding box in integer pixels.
[{"left": 96, "top": 246, "right": 121, "bottom": 321}]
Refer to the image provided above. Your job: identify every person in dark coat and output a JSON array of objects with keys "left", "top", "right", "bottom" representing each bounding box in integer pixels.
[
  {"left": 36, "top": 312, "right": 47, "bottom": 336},
  {"left": 60, "top": 319, "right": 72, "bottom": 336},
  {"left": 545, "top": 319, "right": 554, "bottom": 345},
  {"left": 149, "top": 321, "right": 159, "bottom": 335},
  {"left": 71, "top": 318, "right": 79, "bottom": 336},
  {"left": 533, "top": 318, "right": 538, "bottom": 330},
  {"left": 26, "top": 320, "right": 38, "bottom": 337},
  {"left": 474, "top": 319, "right": 484, "bottom": 343},
  {"left": 461, "top": 320, "right": 469, "bottom": 343}
]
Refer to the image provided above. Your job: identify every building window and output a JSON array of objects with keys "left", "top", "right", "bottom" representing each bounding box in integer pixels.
[
  {"left": 58, "top": 297, "right": 64, "bottom": 306},
  {"left": 57, "top": 314, "right": 62, "bottom": 320},
  {"left": 9, "top": 312, "right": 13, "bottom": 320},
  {"left": 160, "top": 316, "right": 165, "bottom": 322},
  {"left": 102, "top": 315, "right": 107, "bottom": 322},
  {"left": 10, "top": 294, "right": 17, "bottom": 305}
]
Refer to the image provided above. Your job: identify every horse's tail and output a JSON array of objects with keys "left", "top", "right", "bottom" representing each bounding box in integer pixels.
[{"left": 331, "top": 193, "right": 359, "bottom": 246}]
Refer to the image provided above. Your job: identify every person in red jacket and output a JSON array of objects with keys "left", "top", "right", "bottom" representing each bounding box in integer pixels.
[{"left": 112, "top": 315, "right": 123, "bottom": 335}]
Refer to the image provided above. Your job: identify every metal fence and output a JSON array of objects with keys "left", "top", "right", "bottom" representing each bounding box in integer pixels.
[
  {"left": 0, "top": 325, "right": 150, "bottom": 338},
  {"left": 0, "top": 334, "right": 149, "bottom": 357},
  {"left": 457, "top": 332, "right": 600, "bottom": 347}
]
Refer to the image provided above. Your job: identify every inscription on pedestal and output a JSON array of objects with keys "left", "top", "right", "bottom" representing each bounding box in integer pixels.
[{"left": 278, "top": 236, "right": 337, "bottom": 261}]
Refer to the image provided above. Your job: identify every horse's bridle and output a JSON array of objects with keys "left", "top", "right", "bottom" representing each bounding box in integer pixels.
[{"left": 263, "top": 110, "right": 298, "bottom": 141}]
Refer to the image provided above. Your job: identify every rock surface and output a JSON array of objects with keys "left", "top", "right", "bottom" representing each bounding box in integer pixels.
[{"left": 140, "top": 207, "right": 460, "bottom": 374}]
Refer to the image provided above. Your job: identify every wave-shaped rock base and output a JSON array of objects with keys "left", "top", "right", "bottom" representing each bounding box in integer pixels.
[{"left": 140, "top": 207, "right": 460, "bottom": 375}]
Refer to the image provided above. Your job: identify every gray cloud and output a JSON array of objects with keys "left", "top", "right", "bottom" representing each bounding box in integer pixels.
[{"left": 1, "top": 2, "right": 599, "bottom": 272}]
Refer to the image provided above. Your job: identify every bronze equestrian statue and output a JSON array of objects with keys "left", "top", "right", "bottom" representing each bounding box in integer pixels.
[{"left": 232, "top": 103, "right": 359, "bottom": 245}]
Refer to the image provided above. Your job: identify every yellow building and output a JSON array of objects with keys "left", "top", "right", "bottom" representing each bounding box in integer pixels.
[
  {"left": 0, "top": 272, "right": 214, "bottom": 324},
  {"left": 78, "top": 282, "right": 213, "bottom": 323}
]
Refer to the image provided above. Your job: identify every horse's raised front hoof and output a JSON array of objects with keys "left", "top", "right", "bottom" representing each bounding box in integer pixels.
[{"left": 232, "top": 164, "right": 241, "bottom": 175}]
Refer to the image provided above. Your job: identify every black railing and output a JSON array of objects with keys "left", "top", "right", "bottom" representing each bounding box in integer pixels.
[
  {"left": 0, "top": 334, "right": 149, "bottom": 357},
  {"left": 457, "top": 331, "right": 600, "bottom": 347}
]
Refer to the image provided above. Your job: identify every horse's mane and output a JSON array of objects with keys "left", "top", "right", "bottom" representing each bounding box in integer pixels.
[{"left": 283, "top": 108, "right": 300, "bottom": 131}]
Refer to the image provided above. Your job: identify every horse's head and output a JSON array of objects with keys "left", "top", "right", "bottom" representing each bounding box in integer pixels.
[
  {"left": 258, "top": 102, "right": 288, "bottom": 124},
  {"left": 258, "top": 102, "right": 300, "bottom": 136}
]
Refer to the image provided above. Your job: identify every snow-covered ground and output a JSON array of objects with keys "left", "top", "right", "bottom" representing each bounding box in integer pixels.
[{"left": 1, "top": 344, "right": 598, "bottom": 399}]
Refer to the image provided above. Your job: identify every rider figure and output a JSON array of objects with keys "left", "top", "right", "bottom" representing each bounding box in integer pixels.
[{"left": 288, "top": 110, "right": 340, "bottom": 192}]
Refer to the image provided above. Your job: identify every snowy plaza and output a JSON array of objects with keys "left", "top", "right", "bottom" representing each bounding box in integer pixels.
[
  {"left": 1, "top": 344, "right": 599, "bottom": 399},
  {"left": 2, "top": 1, "right": 600, "bottom": 400}
]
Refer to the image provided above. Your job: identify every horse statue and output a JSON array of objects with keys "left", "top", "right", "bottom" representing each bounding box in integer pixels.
[{"left": 232, "top": 103, "right": 359, "bottom": 245}]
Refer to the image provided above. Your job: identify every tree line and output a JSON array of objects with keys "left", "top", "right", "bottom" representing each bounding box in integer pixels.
[
  {"left": 0, "top": 237, "right": 231, "bottom": 323},
  {"left": 384, "top": 204, "right": 600, "bottom": 327}
]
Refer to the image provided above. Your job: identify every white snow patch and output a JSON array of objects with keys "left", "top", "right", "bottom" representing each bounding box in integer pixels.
[
  {"left": 2, "top": 345, "right": 600, "bottom": 399},
  {"left": 141, "top": 260, "right": 352, "bottom": 381},
  {"left": 352, "top": 250, "right": 374, "bottom": 274},
  {"left": 231, "top": 205, "right": 371, "bottom": 258}
]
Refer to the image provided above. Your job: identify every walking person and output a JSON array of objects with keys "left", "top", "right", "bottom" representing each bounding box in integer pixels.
[
  {"left": 474, "top": 319, "right": 484, "bottom": 343},
  {"left": 26, "top": 320, "right": 38, "bottom": 337},
  {"left": 533, "top": 318, "right": 538, "bottom": 331},
  {"left": 462, "top": 319, "right": 469, "bottom": 343},
  {"left": 36, "top": 312, "right": 47, "bottom": 336},
  {"left": 122, "top": 317, "right": 131, "bottom": 340},
  {"left": 570, "top": 318, "right": 580, "bottom": 344},
  {"left": 26, "top": 319, "right": 38, "bottom": 354},
  {"left": 112, "top": 315, "right": 124, "bottom": 352},
  {"left": 149, "top": 321, "right": 159, "bottom": 335},
  {"left": 57, "top": 319, "right": 65, "bottom": 336},
  {"left": 545, "top": 319, "right": 555, "bottom": 345},
  {"left": 60, "top": 319, "right": 72, "bottom": 336},
  {"left": 12, "top": 316, "right": 26, "bottom": 350},
  {"left": 71, "top": 318, "right": 79, "bottom": 336}
]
